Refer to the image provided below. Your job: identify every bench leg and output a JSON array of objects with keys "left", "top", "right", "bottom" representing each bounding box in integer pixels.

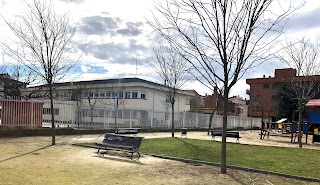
[
  {"left": 137, "top": 151, "right": 140, "bottom": 160},
  {"left": 211, "top": 136, "right": 215, "bottom": 141},
  {"left": 130, "top": 150, "right": 134, "bottom": 160}
]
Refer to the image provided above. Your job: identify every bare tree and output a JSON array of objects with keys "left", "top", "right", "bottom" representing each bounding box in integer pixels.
[
  {"left": 0, "top": 64, "right": 36, "bottom": 98},
  {"left": 1, "top": 0, "right": 79, "bottom": 145},
  {"left": 74, "top": 80, "right": 126, "bottom": 129},
  {"left": 149, "top": 0, "right": 299, "bottom": 173},
  {"left": 151, "top": 42, "right": 191, "bottom": 137},
  {"left": 277, "top": 38, "right": 320, "bottom": 148},
  {"left": 111, "top": 81, "right": 126, "bottom": 129}
]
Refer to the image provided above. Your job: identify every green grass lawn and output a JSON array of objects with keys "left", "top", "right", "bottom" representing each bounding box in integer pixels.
[{"left": 138, "top": 138, "right": 320, "bottom": 179}]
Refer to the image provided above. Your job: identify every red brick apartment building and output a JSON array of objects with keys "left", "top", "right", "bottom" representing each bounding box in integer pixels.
[
  {"left": 246, "top": 68, "right": 320, "bottom": 121},
  {"left": 190, "top": 89, "right": 247, "bottom": 116}
]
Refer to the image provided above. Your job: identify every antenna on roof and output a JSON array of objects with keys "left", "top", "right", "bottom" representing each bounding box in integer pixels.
[{"left": 135, "top": 55, "right": 139, "bottom": 78}]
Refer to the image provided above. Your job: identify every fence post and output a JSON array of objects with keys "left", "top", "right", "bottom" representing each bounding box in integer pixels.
[
  {"left": 130, "top": 108, "right": 132, "bottom": 128},
  {"left": 196, "top": 112, "right": 198, "bottom": 128},
  {"left": 150, "top": 110, "right": 153, "bottom": 128},
  {"left": 182, "top": 111, "right": 185, "bottom": 128},
  {"left": 104, "top": 106, "right": 106, "bottom": 129}
]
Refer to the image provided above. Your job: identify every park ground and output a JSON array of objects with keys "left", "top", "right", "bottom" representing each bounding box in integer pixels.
[{"left": 0, "top": 131, "right": 320, "bottom": 184}]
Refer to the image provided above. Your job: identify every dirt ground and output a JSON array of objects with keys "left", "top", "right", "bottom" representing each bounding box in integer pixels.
[{"left": 0, "top": 131, "right": 319, "bottom": 185}]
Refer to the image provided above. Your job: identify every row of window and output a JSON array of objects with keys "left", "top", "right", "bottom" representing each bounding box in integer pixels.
[
  {"left": 82, "top": 91, "right": 146, "bottom": 99},
  {"left": 82, "top": 109, "right": 138, "bottom": 118},
  {"left": 42, "top": 108, "right": 140, "bottom": 118},
  {"left": 252, "top": 106, "right": 277, "bottom": 112},
  {"left": 43, "top": 108, "right": 60, "bottom": 115}
]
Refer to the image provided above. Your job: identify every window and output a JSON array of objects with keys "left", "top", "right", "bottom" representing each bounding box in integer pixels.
[
  {"left": 253, "top": 95, "right": 261, "bottom": 101},
  {"left": 94, "top": 92, "right": 99, "bottom": 98},
  {"left": 83, "top": 93, "right": 88, "bottom": 98},
  {"left": 271, "top": 106, "right": 278, "bottom": 112},
  {"left": 43, "top": 108, "right": 59, "bottom": 115},
  {"left": 272, "top": 95, "right": 277, "bottom": 100},
  {"left": 185, "top": 98, "right": 190, "bottom": 105},
  {"left": 124, "top": 110, "right": 131, "bottom": 118},
  {"left": 89, "top": 92, "right": 94, "bottom": 98},
  {"left": 112, "top": 91, "right": 123, "bottom": 99},
  {"left": 252, "top": 106, "right": 261, "bottom": 112},
  {"left": 132, "top": 92, "right": 138, "bottom": 99},
  {"left": 119, "top": 91, "right": 123, "bottom": 99},
  {"left": 140, "top": 93, "right": 146, "bottom": 99},
  {"left": 100, "top": 92, "right": 105, "bottom": 98},
  {"left": 263, "top": 83, "right": 270, "bottom": 89},
  {"left": 125, "top": 92, "right": 131, "bottom": 99},
  {"left": 106, "top": 92, "right": 112, "bottom": 98}
]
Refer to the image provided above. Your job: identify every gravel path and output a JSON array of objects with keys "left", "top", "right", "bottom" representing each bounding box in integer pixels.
[{"left": 0, "top": 131, "right": 319, "bottom": 184}]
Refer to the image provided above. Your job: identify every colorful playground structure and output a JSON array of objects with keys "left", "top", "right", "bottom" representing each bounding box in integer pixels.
[{"left": 260, "top": 99, "right": 320, "bottom": 144}]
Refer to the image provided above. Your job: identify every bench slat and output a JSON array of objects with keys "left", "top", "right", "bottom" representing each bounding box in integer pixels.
[{"left": 210, "top": 130, "right": 241, "bottom": 143}]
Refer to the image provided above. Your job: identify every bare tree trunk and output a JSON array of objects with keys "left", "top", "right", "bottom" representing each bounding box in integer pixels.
[
  {"left": 221, "top": 89, "right": 229, "bottom": 174},
  {"left": 260, "top": 108, "right": 265, "bottom": 140},
  {"left": 49, "top": 83, "right": 55, "bottom": 145},
  {"left": 208, "top": 113, "right": 213, "bottom": 135},
  {"left": 90, "top": 106, "right": 93, "bottom": 126},
  {"left": 171, "top": 105, "right": 175, "bottom": 137},
  {"left": 298, "top": 107, "right": 303, "bottom": 148},
  {"left": 115, "top": 98, "right": 118, "bottom": 129}
]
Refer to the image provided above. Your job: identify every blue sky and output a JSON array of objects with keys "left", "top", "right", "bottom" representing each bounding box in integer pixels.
[{"left": 1, "top": 0, "right": 320, "bottom": 97}]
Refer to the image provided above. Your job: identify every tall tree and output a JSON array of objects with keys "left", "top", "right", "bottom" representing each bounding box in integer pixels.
[
  {"left": 1, "top": 0, "right": 79, "bottom": 145},
  {"left": 0, "top": 64, "right": 35, "bottom": 98},
  {"left": 149, "top": 0, "right": 299, "bottom": 173},
  {"left": 151, "top": 41, "right": 191, "bottom": 137},
  {"left": 277, "top": 38, "right": 320, "bottom": 148}
]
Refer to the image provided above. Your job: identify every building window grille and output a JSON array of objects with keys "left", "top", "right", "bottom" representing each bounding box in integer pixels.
[
  {"left": 125, "top": 92, "right": 131, "bottom": 99},
  {"left": 43, "top": 108, "right": 59, "bottom": 115},
  {"left": 141, "top": 93, "right": 146, "bottom": 99},
  {"left": 132, "top": 92, "right": 138, "bottom": 99}
]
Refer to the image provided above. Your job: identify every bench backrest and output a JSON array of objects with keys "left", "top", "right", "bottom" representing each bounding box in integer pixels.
[
  {"left": 211, "top": 130, "right": 240, "bottom": 138},
  {"left": 102, "top": 133, "right": 143, "bottom": 148},
  {"left": 115, "top": 128, "right": 140, "bottom": 134},
  {"left": 227, "top": 132, "right": 239, "bottom": 137},
  {"left": 211, "top": 130, "right": 222, "bottom": 135}
]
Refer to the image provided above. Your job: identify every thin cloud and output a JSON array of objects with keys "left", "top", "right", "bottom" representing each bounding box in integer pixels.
[
  {"left": 78, "top": 16, "right": 121, "bottom": 35},
  {"left": 78, "top": 41, "right": 149, "bottom": 65},
  {"left": 285, "top": 7, "right": 320, "bottom": 31},
  {"left": 59, "top": 0, "right": 85, "bottom": 4}
]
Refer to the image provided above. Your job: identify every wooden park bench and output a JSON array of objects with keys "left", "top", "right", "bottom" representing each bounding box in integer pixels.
[
  {"left": 210, "top": 130, "right": 241, "bottom": 143},
  {"left": 96, "top": 133, "right": 144, "bottom": 160},
  {"left": 115, "top": 128, "right": 140, "bottom": 135}
]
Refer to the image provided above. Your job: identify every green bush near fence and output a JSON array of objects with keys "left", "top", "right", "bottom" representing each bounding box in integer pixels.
[{"left": 138, "top": 138, "right": 320, "bottom": 179}]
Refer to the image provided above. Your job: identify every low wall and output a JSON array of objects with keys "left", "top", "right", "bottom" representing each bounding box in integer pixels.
[
  {"left": 0, "top": 127, "right": 255, "bottom": 137},
  {"left": 0, "top": 128, "right": 111, "bottom": 137}
]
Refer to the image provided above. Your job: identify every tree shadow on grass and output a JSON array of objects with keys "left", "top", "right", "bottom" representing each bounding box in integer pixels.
[
  {"left": 0, "top": 145, "right": 51, "bottom": 163},
  {"left": 175, "top": 138, "right": 215, "bottom": 153}
]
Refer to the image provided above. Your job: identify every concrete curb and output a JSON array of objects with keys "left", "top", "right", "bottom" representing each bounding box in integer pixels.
[{"left": 149, "top": 154, "right": 320, "bottom": 183}]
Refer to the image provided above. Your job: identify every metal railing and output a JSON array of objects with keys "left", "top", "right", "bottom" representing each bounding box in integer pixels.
[{"left": 0, "top": 99, "right": 262, "bottom": 130}]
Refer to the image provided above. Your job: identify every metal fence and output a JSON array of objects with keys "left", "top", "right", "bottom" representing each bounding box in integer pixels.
[{"left": 0, "top": 99, "right": 262, "bottom": 130}]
